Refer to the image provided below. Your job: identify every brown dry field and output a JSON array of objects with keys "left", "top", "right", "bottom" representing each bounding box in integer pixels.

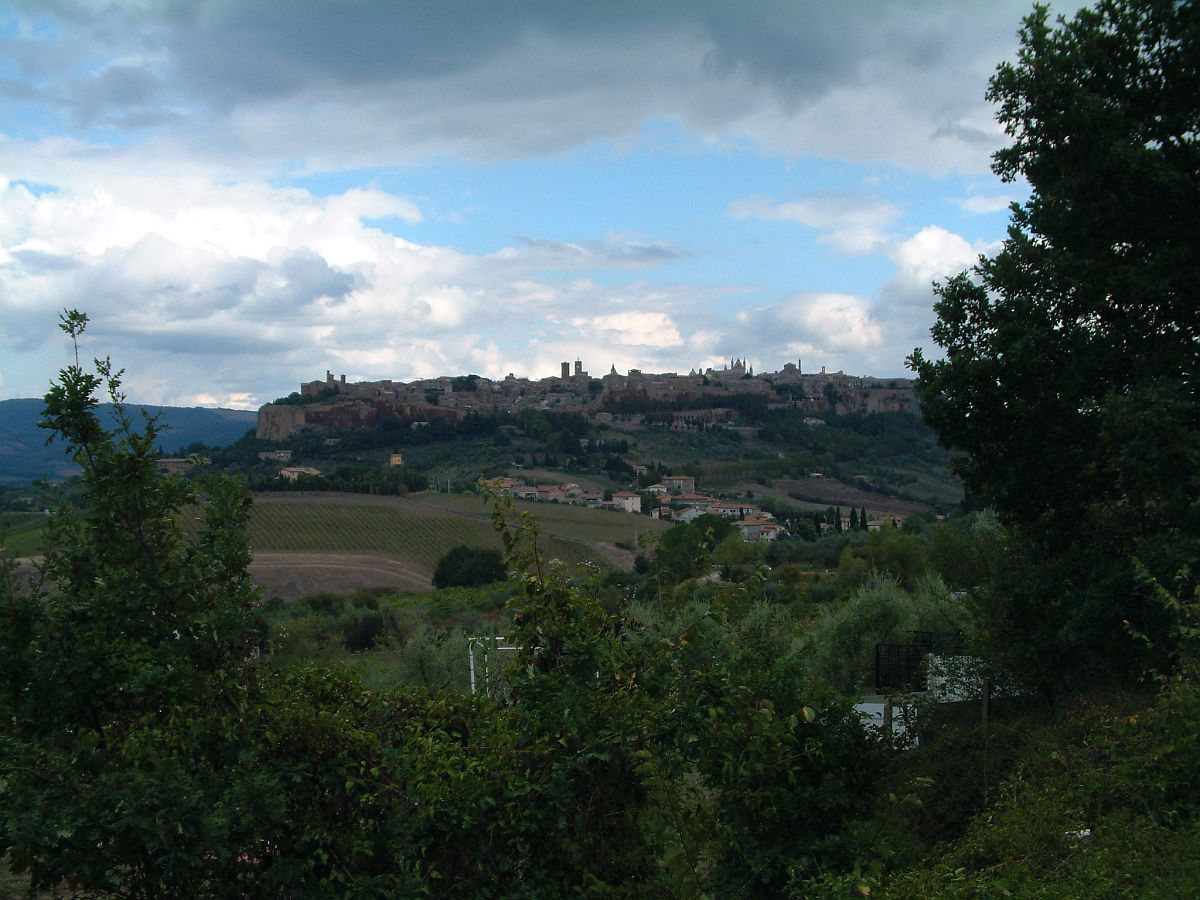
[
  {"left": 249, "top": 551, "right": 433, "bottom": 601},
  {"left": 10, "top": 553, "right": 433, "bottom": 602}
]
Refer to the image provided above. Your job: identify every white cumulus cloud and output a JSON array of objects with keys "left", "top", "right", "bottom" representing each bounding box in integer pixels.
[
  {"left": 730, "top": 192, "right": 900, "bottom": 254},
  {"left": 572, "top": 312, "right": 685, "bottom": 348},
  {"left": 888, "top": 225, "right": 981, "bottom": 303},
  {"left": 956, "top": 193, "right": 1016, "bottom": 214},
  {"left": 879, "top": 224, "right": 992, "bottom": 354}
]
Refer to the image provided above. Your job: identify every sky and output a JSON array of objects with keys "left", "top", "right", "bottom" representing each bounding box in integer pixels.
[{"left": 0, "top": 0, "right": 1075, "bottom": 409}]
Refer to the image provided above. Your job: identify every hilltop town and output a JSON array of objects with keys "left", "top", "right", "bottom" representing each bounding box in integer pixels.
[{"left": 257, "top": 358, "right": 917, "bottom": 440}]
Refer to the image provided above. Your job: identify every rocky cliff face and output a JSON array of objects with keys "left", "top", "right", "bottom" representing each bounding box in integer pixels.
[
  {"left": 256, "top": 402, "right": 379, "bottom": 440},
  {"left": 256, "top": 398, "right": 463, "bottom": 441},
  {"left": 860, "top": 388, "right": 919, "bottom": 415},
  {"left": 256, "top": 404, "right": 311, "bottom": 441},
  {"left": 825, "top": 390, "right": 917, "bottom": 417}
]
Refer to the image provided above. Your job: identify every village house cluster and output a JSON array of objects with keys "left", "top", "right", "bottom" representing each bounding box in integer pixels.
[{"left": 485, "top": 472, "right": 785, "bottom": 542}]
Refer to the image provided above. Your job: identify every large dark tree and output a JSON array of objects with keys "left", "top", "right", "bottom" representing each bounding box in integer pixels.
[{"left": 909, "top": 0, "right": 1199, "bottom": 688}]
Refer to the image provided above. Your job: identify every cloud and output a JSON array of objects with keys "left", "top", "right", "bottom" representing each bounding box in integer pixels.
[
  {"left": 9, "top": 248, "right": 84, "bottom": 272},
  {"left": 0, "top": 0, "right": 1040, "bottom": 400},
  {"left": 730, "top": 191, "right": 900, "bottom": 253},
  {"left": 749, "top": 293, "right": 884, "bottom": 352},
  {"left": 877, "top": 224, "right": 990, "bottom": 353},
  {"left": 956, "top": 193, "right": 1016, "bottom": 214},
  {"left": 704, "top": 291, "right": 889, "bottom": 376},
  {"left": 571, "top": 311, "right": 686, "bottom": 348},
  {"left": 69, "top": 64, "right": 173, "bottom": 129},
  {"left": 886, "top": 225, "right": 981, "bottom": 303},
  {"left": 512, "top": 236, "right": 686, "bottom": 269},
  {"left": 0, "top": 158, "right": 1002, "bottom": 403},
  {"left": 0, "top": 172, "right": 742, "bottom": 403},
  {"left": 0, "top": 174, "right": 437, "bottom": 401},
  {"left": 1, "top": 0, "right": 1040, "bottom": 174}
]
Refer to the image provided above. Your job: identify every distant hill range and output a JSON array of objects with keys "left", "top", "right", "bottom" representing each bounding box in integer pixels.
[{"left": 0, "top": 399, "right": 257, "bottom": 485}]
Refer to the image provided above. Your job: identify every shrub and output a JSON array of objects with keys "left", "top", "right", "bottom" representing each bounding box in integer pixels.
[
  {"left": 431, "top": 544, "right": 507, "bottom": 588},
  {"left": 802, "top": 573, "right": 969, "bottom": 694}
]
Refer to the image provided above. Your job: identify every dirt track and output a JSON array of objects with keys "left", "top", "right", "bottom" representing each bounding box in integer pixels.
[{"left": 249, "top": 551, "right": 433, "bottom": 600}]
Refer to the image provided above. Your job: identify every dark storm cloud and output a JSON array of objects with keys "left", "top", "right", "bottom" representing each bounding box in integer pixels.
[
  {"left": 150, "top": 1, "right": 1002, "bottom": 108},
  {"left": 149, "top": 1, "right": 698, "bottom": 103},
  {"left": 3, "top": 0, "right": 1048, "bottom": 170},
  {"left": 68, "top": 65, "right": 170, "bottom": 129},
  {"left": 699, "top": 2, "right": 879, "bottom": 97}
]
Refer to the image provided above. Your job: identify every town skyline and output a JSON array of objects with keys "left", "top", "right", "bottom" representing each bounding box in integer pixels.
[
  {"left": 258, "top": 356, "right": 915, "bottom": 440},
  {"left": 300, "top": 354, "right": 905, "bottom": 389}
]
